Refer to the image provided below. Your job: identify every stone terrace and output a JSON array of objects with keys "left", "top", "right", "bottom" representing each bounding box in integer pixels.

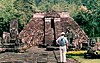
[{"left": 0, "top": 46, "right": 78, "bottom": 63}]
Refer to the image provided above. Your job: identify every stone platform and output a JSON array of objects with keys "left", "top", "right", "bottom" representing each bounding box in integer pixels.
[{"left": 0, "top": 46, "right": 78, "bottom": 63}]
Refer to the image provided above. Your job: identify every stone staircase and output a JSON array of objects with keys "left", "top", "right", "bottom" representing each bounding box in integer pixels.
[{"left": 1, "top": 39, "right": 21, "bottom": 52}]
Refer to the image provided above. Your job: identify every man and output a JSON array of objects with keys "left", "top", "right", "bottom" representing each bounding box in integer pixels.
[{"left": 56, "top": 32, "right": 68, "bottom": 63}]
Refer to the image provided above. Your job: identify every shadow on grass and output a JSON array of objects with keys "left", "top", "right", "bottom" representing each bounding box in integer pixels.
[
  {"left": 66, "top": 53, "right": 100, "bottom": 59},
  {"left": 66, "top": 53, "right": 84, "bottom": 58}
]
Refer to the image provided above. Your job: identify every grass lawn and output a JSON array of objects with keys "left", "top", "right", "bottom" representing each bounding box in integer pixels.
[{"left": 66, "top": 50, "right": 100, "bottom": 63}]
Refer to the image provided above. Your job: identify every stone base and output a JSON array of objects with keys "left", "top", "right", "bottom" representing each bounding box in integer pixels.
[
  {"left": 46, "top": 46, "right": 59, "bottom": 51},
  {"left": 38, "top": 44, "right": 47, "bottom": 48},
  {"left": 5, "top": 48, "right": 20, "bottom": 53}
]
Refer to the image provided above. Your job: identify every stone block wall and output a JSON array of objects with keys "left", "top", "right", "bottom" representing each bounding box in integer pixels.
[
  {"left": 19, "top": 18, "right": 44, "bottom": 47},
  {"left": 19, "top": 11, "right": 88, "bottom": 49}
]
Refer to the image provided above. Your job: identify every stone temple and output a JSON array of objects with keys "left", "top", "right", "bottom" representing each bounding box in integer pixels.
[{"left": 19, "top": 11, "right": 88, "bottom": 49}]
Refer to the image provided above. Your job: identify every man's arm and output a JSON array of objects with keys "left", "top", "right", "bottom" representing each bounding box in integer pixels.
[{"left": 56, "top": 37, "right": 60, "bottom": 45}]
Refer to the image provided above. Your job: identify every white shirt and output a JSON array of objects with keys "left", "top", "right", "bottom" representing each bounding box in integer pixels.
[{"left": 56, "top": 36, "right": 68, "bottom": 44}]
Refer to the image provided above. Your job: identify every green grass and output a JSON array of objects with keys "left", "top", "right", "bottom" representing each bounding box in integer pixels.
[
  {"left": 66, "top": 50, "right": 100, "bottom": 63},
  {"left": 71, "top": 56, "right": 100, "bottom": 63}
]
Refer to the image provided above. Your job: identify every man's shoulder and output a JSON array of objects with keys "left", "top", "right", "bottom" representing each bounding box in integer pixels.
[
  {"left": 64, "top": 37, "right": 67, "bottom": 39},
  {"left": 64, "top": 37, "right": 68, "bottom": 42}
]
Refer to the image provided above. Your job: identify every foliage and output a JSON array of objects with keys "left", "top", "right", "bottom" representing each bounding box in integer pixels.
[
  {"left": 67, "top": 51, "right": 100, "bottom": 55},
  {"left": 67, "top": 51, "right": 100, "bottom": 63},
  {"left": 0, "top": 0, "right": 99, "bottom": 37},
  {"left": 0, "top": 0, "right": 17, "bottom": 36},
  {"left": 67, "top": 51, "right": 86, "bottom": 55},
  {"left": 13, "top": 0, "right": 37, "bottom": 25},
  {"left": 74, "top": 0, "right": 100, "bottom": 37}
]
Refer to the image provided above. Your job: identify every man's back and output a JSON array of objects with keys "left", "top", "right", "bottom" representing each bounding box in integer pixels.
[{"left": 56, "top": 36, "right": 68, "bottom": 46}]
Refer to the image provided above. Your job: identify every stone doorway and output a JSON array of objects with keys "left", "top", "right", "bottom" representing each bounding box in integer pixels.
[
  {"left": 43, "top": 16, "right": 61, "bottom": 46},
  {"left": 44, "top": 17, "right": 56, "bottom": 46}
]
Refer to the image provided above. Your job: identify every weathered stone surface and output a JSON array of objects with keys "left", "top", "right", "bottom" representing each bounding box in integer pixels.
[
  {"left": 0, "top": 61, "right": 13, "bottom": 63},
  {"left": 38, "top": 44, "right": 47, "bottom": 48},
  {"left": 10, "top": 19, "right": 18, "bottom": 40},
  {"left": 37, "top": 57, "right": 47, "bottom": 63},
  {"left": 19, "top": 11, "right": 88, "bottom": 49},
  {"left": 46, "top": 46, "right": 59, "bottom": 51},
  {"left": 0, "top": 19, "right": 21, "bottom": 53},
  {"left": 60, "top": 18, "right": 89, "bottom": 49},
  {"left": 0, "top": 46, "right": 78, "bottom": 63},
  {"left": 13, "top": 60, "right": 24, "bottom": 63},
  {"left": 2, "top": 32, "right": 10, "bottom": 43},
  {"left": 19, "top": 18, "right": 44, "bottom": 47},
  {"left": 94, "top": 42, "right": 100, "bottom": 50}
]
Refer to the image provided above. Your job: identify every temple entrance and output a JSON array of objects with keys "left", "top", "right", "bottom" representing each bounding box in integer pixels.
[
  {"left": 44, "top": 17, "right": 55, "bottom": 46},
  {"left": 43, "top": 17, "right": 61, "bottom": 46},
  {"left": 19, "top": 11, "right": 88, "bottom": 49}
]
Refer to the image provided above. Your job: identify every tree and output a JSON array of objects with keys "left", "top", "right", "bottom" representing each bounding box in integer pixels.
[
  {"left": 14, "top": 0, "right": 38, "bottom": 25},
  {"left": 0, "top": 0, "right": 17, "bottom": 36},
  {"left": 74, "top": 0, "right": 100, "bottom": 37},
  {"left": 0, "top": 0, "right": 99, "bottom": 37}
]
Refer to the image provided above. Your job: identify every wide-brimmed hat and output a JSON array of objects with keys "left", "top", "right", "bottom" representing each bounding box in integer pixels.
[{"left": 61, "top": 32, "right": 65, "bottom": 35}]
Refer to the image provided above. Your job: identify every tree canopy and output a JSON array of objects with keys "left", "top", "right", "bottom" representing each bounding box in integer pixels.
[{"left": 0, "top": 0, "right": 99, "bottom": 37}]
